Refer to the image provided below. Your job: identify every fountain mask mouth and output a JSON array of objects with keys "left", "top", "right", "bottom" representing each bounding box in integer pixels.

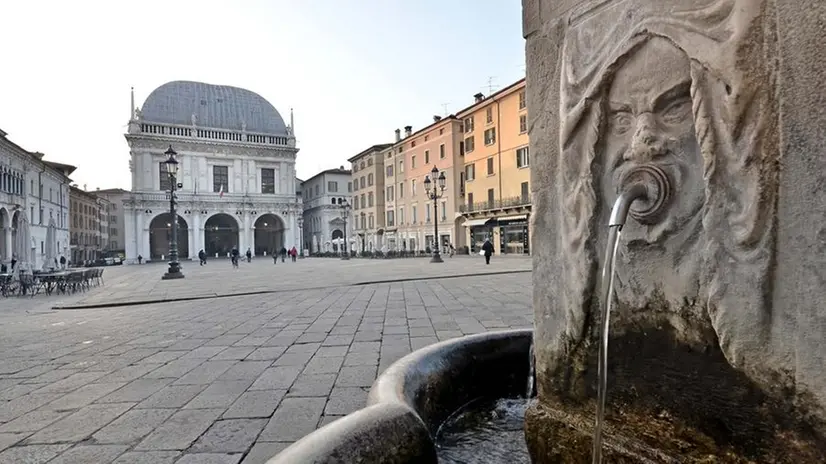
[{"left": 609, "top": 165, "right": 673, "bottom": 227}]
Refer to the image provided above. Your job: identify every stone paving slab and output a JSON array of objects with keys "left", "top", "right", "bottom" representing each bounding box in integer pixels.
[
  {"left": 0, "top": 259, "right": 532, "bottom": 463},
  {"left": 38, "top": 255, "right": 530, "bottom": 309}
]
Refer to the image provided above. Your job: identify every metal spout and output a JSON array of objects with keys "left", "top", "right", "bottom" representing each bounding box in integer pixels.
[{"left": 608, "top": 164, "right": 672, "bottom": 228}]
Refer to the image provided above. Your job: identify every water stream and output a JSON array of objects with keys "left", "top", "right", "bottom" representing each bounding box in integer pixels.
[
  {"left": 592, "top": 224, "right": 624, "bottom": 464},
  {"left": 526, "top": 340, "right": 536, "bottom": 398}
]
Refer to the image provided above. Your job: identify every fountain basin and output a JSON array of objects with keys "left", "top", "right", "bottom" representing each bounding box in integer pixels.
[{"left": 266, "top": 329, "right": 533, "bottom": 464}]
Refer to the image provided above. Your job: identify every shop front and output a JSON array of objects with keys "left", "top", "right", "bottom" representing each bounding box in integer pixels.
[
  {"left": 498, "top": 215, "right": 529, "bottom": 255},
  {"left": 464, "top": 218, "right": 497, "bottom": 253}
]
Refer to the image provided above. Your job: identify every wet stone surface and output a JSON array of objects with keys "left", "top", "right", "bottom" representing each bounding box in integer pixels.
[{"left": 0, "top": 258, "right": 532, "bottom": 463}]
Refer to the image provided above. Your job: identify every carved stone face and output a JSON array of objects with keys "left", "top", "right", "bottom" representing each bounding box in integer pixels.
[{"left": 601, "top": 38, "right": 704, "bottom": 243}]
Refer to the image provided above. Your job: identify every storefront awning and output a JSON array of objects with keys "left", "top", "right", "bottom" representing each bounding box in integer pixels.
[
  {"left": 499, "top": 215, "right": 528, "bottom": 222},
  {"left": 463, "top": 218, "right": 490, "bottom": 227}
]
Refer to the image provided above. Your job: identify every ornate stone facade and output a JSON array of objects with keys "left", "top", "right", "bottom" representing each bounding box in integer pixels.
[
  {"left": 123, "top": 82, "right": 301, "bottom": 263},
  {"left": 523, "top": 0, "right": 826, "bottom": 461},
  {"left": 0, "top": 129, "right": 73, "bottom": 269}
]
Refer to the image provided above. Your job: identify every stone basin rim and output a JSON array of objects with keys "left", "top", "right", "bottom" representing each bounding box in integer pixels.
[{"left": 266, "top": 328, "right": 533, "bottom": 464}]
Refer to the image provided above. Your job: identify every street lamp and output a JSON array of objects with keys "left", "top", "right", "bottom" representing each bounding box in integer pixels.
[
  {"left": 424, "top": 165, "right": 447, "bottom": 263},
  {"left": 337, "top": 197, "right": 351, "bottom": 260},
  {"left": 161, "top": 145, "right": 184, "bottom": 280},
  {"left": 297, "top": 215, "right": 304, "bottom": 258}
]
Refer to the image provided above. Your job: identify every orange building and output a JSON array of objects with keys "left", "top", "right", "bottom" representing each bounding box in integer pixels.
[
  {"left": 383, "top": 116, "right": 464, "bottom": 253},
  {"left": 456, "top": 79, "right": 531, "bottom": 255}
]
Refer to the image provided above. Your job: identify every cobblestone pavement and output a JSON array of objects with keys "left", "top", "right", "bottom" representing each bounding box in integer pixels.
[{"left": 0, "top": 258, "right": 533, "bottom": 463}]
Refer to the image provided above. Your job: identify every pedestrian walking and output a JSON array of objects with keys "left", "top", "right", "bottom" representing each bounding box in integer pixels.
[
  {"left": 280, "top": 247, "right": 287, "bottom": 263},
  {"left": 246, "top": 248, "right": 252, "bottom": 263},
  {"left": 231, "top": 248, "right": 240, "bottom": 269},
  {"left": 482, "top": 238, "right": 494, "bottom": 265},
  {"left": 198, "top": 249, "right": 207, "bottom": 266},
  {"left": 290, "top": 246, "right": 297, "bottom": 262}
]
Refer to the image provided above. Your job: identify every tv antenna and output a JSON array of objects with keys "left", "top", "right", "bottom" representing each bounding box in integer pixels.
[
  {"left": 441, "top": 103, "right": 450, "bottom": 115},
  {"left": 486, "top": 76, "right": 498, "bottom": 94}
]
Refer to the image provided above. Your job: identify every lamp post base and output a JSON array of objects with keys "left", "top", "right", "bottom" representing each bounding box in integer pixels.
[
  {"left": 162, "top": 262, "right": 185, "bottom": 280},
  {"left": 430, "top": 253, "right": 444, "bottom": 263}
]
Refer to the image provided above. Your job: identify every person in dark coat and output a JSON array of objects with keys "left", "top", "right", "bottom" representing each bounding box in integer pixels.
[
  {"left": 482, "top": 239, "right": 494, "bottom": 265},
  {"left": 280, "top": 247, "right": 287, "bottom": 263},
  {"left": 198, "top": 249, "right": 206, "bottom": 266},
  {"left": 231, "top": 248, "right": 240, "bottom": 269}
]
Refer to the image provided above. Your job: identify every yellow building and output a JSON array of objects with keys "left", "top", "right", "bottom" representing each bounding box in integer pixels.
[{"left": 456, "top": 78, "right": 531, "bottom": 255}]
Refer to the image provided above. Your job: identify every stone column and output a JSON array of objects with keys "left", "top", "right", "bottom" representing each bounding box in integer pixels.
[
  {"left": 244, "top": 213, "right": 252, "bottom": 252},
  {"left": 3, "top": 227, "right": 11, "bottom": 262},
  {"left": 523, "top": 0, "right": 826, "bottom": 461}
]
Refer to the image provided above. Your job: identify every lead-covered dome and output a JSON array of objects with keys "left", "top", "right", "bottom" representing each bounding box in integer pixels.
[{"left": 141, "top": 81, "right": 288, "bottom": 135}]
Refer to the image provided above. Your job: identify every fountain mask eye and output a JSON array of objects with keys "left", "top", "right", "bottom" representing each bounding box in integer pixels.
[{"left": 609, "top": 165, "right": 673, "bottom": 227}]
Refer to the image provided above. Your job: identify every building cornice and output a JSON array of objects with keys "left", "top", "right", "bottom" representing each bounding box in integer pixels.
[{"left": 125, "top": 134, "right": 299, "bottom": 159}]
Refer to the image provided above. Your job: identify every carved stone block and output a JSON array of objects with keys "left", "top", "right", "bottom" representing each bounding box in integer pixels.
[{"left": 523, "top": 0, "right": 826, "bottom": 461}]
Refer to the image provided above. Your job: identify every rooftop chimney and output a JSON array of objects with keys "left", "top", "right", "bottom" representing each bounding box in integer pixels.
[
  {"left": 474, "top": 93, "right": 485, "bottom": 103},
  {"left": 394, "top": 128, "right": 401, "bottom": 142},
  {"left": 433, "top": 115, "right": 442, "bottom": 122},
  {"left": 404, "top": 126, "right": 412, "bottom": 138}
]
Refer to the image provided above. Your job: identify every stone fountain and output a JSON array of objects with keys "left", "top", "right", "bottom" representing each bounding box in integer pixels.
[
  {"left": 524, "top": 0, "right": 826, "bottom": 461},
  {"left": 266, "top": 0, "right": 826, "bottom": 462}
]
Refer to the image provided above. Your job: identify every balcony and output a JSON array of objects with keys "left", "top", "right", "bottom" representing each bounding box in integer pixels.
[{"left": 459, "top": 196, "right": 531, "bottom": 214}]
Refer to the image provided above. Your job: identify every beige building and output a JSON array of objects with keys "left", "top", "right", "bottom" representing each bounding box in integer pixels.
[
  {"left": 384, "top": 116, "right": 464, "bottom": 253},
  {"left": 456, "top": 79, "right": 531, "bottom": 255},
  {"left": 348, "top": 144, "right": 392, "bottom": 253},
  {"left": 93, "top": 188, "right": 130, "bottom": 254}
]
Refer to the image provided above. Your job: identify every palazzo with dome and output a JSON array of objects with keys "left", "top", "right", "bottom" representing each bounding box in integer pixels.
[{"left": 123, "top": 81, "right": 301, "bottom": 263}]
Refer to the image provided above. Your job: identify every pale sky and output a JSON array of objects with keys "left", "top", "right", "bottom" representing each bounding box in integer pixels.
[{"left": 0, "top": 0, "right": 525, "bottom": 190}]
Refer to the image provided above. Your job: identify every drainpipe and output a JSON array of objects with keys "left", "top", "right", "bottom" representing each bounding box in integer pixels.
[{"left": 495, "top": 99, "right": 503, "bottom": 255}]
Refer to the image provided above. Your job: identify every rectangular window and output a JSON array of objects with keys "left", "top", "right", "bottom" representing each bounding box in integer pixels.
[
  {"left": 464, "top": 136, "right": 475, "bottom": 153},
  {"left": 484, "top": 128, "right": 496, "bottom": 145},
  {"left": 398, "top": 182, "right": 404, "bottom": 199},
  {"left": 369, "top": 215, "right": 374, "bottom": 229},
  {"left": 439, "top": 144, "right": 445, "bottom": 159},
  {"left": 487, "top": 157, "right": 495, "bottom": 175},
  {"left": 467, "top": 192, "right": 474, "bottom": 209},
  {"left": 368, "top": 173, "right": 373, "bottom": 186},
  {"left": 516, "top": 146, "right": 530, "bottom": 168},
  {"left": 426, "top": 204, "right": 431, "bottom": 222},
  {"left": 411, "top": 155, "right": 416, "bottom": 168},
  {"left": 387, "top": 186, "right": 394, "bottom": 202},
  {"left": 328, "top": 181, "right": 338, "bottom": 192},
  {"left": 360, "top": 176, "right": 366, "bottom": 189},
  {"left": 348, "top": 181, "right": 353, "bottom": 192},
  {"left": 361, "top": 194, "right": 366, "bottom": 209},
  {"left": 399, "top": 207, "right": 405, "bottom": 225},
  {"left": 464, "top": 116, "right": 474, "bottom": 133},
  {"left": 440, "top": 201, "right": 446, "bottom": 221},
  {"left": 386, "top": 165, "right": 394, "bottom": 177},
  {"left": 368, "top": 192, "right": 374, "bottom": 207},
  {"left": 488, "top": 188, "right": 495, "bottom": 207},
  {"left": 399, "top": 160, "right": 404, "bottom": 173},
  {"left": 213, "top": 166, "right": 229, "bottom": 192},
  {"left": 315, "top": 184, "right": 320, "bottom": 196},
  {"left": 424, "top": 150, "right": 430, "bottom": 165},
  {"left": 519, "top": 90, "right": 527, "bottom": 109},
  {"left": 386, "top": 210, "right": 395, "bottom": 227},
  {"left": 261, "top": 168, "right": 275, "bottom": 193},
  {"left": 465, "top": 163, "right": 476, "bottom": 181},
  {"left": 412, "top": 205, "right": 418, "bottom": 223},
  {"left": 521, "top": 182, "right": 530, "bottom": 203},
  {"left": 519, "top": 114, "right": 528, "bottom": 133},
  {"left": 159, "top": 163, "right": 170, "bottom": 191},
  {"left": 486, "top": 107, "right": 493, "bottom": 124},
  {"left": 411, "top": 179, "right": 417, "bottom": 196}
]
